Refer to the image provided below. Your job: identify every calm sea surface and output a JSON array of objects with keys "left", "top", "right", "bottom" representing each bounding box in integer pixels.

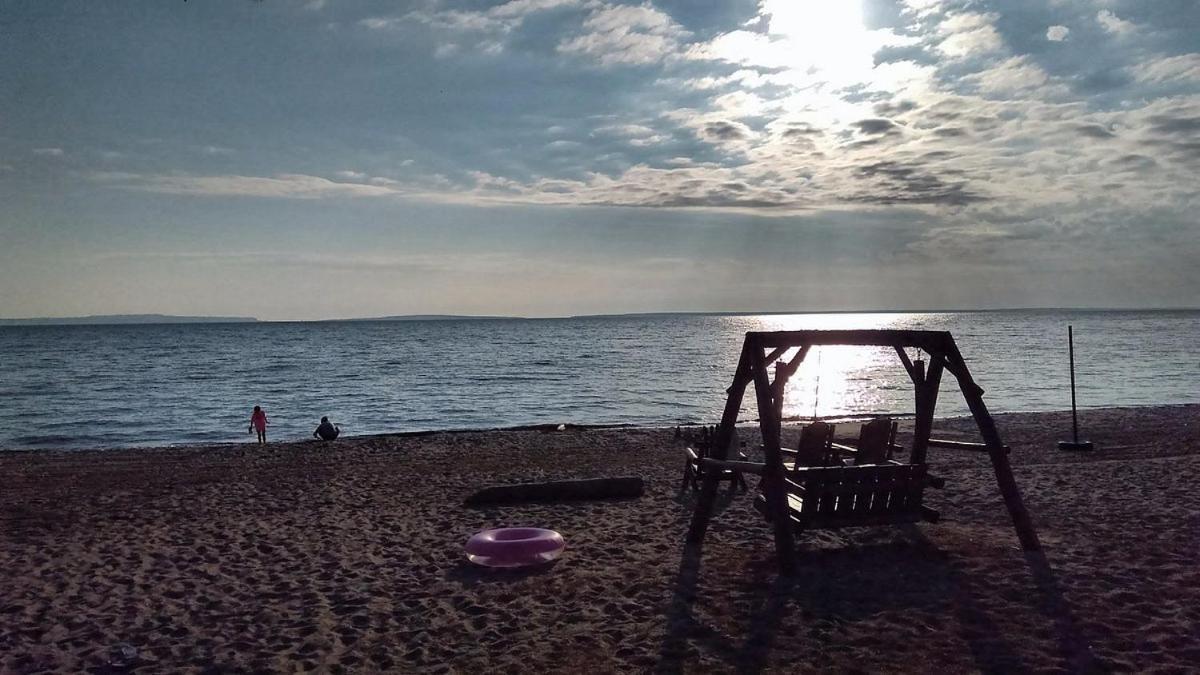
[{"left": 1, "top": 311, "right": 1197, "bottom": 450}]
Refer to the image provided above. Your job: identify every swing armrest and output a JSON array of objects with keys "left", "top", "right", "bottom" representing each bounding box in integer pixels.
[
  {"left": 881, "top": 460, "right": 945, "bottom": 488},
  {"left": 783, "top": 477, "right": 808, "bottom": 494},
  {"left": 698, "top": 458, "right": 768, "bottom": 476},
  {"left": 691, "top": 446, "right": 748, "bottom": 462}
]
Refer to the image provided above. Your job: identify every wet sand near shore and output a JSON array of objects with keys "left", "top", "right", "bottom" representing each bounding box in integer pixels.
[{"left": 2, "top": 405, "right": 1198, "bottom": 673}]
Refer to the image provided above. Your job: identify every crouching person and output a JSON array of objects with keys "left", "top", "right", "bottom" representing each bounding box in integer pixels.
[{"left": 313, "top": 416, "right": 340, "bottom": 441}]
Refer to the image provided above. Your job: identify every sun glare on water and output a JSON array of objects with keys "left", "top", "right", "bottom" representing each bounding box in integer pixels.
[{"left": 741, "top": 313, "right": 918, "bottom": 420}]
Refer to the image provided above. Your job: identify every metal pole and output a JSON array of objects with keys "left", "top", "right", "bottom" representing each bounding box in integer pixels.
[
  {"left": 1058, "top": 325, "right": 1093, "bottom": 451},
  {"left": 1068, "top": 325, "right": 1078, "bottom": 443}
]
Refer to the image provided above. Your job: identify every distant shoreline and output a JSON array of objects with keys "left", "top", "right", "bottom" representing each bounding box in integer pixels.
[
  {"left": 2, "top": 306, "right": 1198, "bottom": 327},
  {"left": 0, "top": 314, "right": 258, "bottom": 326}
]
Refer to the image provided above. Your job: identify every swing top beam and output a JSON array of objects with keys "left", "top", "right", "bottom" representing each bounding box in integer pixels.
[{"left": 747, "top": 329, "right": 953, "bottom": 351}]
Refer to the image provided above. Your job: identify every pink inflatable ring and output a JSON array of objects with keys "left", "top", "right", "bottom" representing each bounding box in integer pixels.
[{"left": 465, "top": 528, "right": 565, "bottom": 568}]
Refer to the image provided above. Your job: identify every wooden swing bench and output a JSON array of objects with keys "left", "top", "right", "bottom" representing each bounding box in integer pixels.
[
  {"left": 686, "top": 329, "right": 1042, "bottom": 576},
  {"left": 751, "top": 462, "right": 941, "bottom": 532}
]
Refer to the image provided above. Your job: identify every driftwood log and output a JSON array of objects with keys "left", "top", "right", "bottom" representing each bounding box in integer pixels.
[{"left": 464, "top": 477, "right": 644, "bottom": 506}]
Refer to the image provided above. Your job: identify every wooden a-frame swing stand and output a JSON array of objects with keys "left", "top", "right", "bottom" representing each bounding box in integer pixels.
[{"left": 686, "top": 329, "right": 1041, "bottom": 575}]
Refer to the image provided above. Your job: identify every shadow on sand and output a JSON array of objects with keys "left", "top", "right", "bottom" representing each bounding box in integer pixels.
[{"left": 656, "top": 529, "right": 1106, "bottom": 674}]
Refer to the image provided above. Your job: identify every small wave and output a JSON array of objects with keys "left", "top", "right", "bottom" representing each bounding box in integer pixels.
[{"left": 4, "top": 433, "right": 127, "bottom": 449}]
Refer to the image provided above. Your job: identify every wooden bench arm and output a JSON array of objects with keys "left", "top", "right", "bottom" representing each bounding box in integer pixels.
[
  {"left": 783, "top": 477, "right": 808, "bottom": 494},
  {"left": 927, "top": 438, "right": 1009, "bottom": 454},
  {"left": 832, "top": 442, "right": 905, "bottom": 456},
  {"left": 687, "top": 447, "right": 749, "bottom": 461},
  {"left": 698, "top": 458, "right": 768, "bottom": 476}
]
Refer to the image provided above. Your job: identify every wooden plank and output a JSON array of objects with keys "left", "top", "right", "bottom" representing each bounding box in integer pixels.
[
  {"left": 763, "top": 346, "right": 790, "bottom": 369},
  {"left": 928, "top": 438, "right": 1010, "bottom": 453},
  {"left": 748, "top": 329, "right": 952, "bottom": 351},
  {"left": 792, "top": 421, "right": 832, "bottom": 469},
  {"left": 817, "top": 467, "right": 840, "bottom": 519},
  {"left": 782, "top": 477, "right": 808, "bottom": 494},
  {"left": 774, "top": 345, "right": 811, "bottom": 382},
  {"left": 834, "top": 469, "right": 858, "bottom": 518},
  {"left": 769, "top": 346, "right": 811, "bottom": 442},
  {"left": 897, "top": 343, "right": 912, "bottom": 381},
  {"left": 910, "top": 355, "right": 944, "bottom": 466},
  {"left": 793, "top": 510, "right": 924, "bottom": 530},
  {"left": 854, "top": 467, "right": 875, "bottom": 516},
  {"left": 940, "top": 351, "right": 985, "bottom": 396},
  {"left": 751, "top": 345, "right": 796, "bottom": 575},
  {"left": 698, "top": 458, "right": 768, "bottom": 476},
  {"left": 894, "top": 464, "right": 915, "bottom": 512},
  {"left": 855, "top": 419, "right": 893, "bottom": 465},
  {"left": 870, "top": 465, "right": 896, "bottom": 514}
]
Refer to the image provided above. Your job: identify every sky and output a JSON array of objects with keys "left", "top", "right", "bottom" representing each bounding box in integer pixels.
[{"left": 1, "top": 0, "right": 1197, "bottom": 320}]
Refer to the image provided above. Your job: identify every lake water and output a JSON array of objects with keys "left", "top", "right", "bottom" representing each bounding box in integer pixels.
[{"left": 1, "top": 310, "right": 1197, "bottom": 450}]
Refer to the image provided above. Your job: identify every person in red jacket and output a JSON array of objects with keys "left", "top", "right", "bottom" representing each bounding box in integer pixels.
[{"left": 248, "top": 405, "right": 268, "bottom": 444}]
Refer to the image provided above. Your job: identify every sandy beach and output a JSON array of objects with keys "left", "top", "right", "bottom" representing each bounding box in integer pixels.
[{"left": 2, "top": 404, "right": 1199, "bottom": 673}]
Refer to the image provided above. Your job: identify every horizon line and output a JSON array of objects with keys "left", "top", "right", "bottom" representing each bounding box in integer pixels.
[{"left": 3, "top": 305, "right": 1199, "bottom": 325}]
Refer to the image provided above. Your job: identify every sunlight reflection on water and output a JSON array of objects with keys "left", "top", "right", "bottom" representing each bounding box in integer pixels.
[{"left": 738, "top": 313, "right": 915, "bottom": 420}]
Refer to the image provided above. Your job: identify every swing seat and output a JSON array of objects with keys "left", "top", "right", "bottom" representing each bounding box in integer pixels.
[{"left": 753, "top": 462, "right": 940, "bottom": 532}]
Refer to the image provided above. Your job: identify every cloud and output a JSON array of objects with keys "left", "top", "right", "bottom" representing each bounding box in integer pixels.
[
  {"left": 92, "top": 172, "right": 402, "bottom": 199},
  {"left": 851, "top": 160, "right": 985, "bottom": 206},
  {"left": 1075, "top": 123, "right": 1115, "bottom": 139},
  {"left": 359, "top": 17, "right": 401, "bottom": 31},
  {"left": 902, "top": 0, "right": 946, "bottom": 19},
  {"left": 852, "top": 119, "right": 902, "bottom": 135},
  {"left": 962, "top": 55, "right": 1055, "bottom": 96},
  {"left": 874, "top": 100, "right": 919, "bottom": 117},
  {"left": 557, "top": 3, "right": 689, "bottom": 66},
  {"left": 1107, "top": 154, "right": 1157, "bottom": 172},
  {"left": 33, "top": 148, "right": 64, "bottom": 156},
  {"left": 594, "top": 123, "right": 671, "bottom": 147},
  {"left": 489, "top": 0, "right": 581, "bottom": 20},
  {"left": 364, "top": 0, "right": 580, "bottom": 37},
  {"left": 1046, "top": 25, "right": 1069, "bottom": 42},
  {"left": 937, "top": 12, "right": 1004, "bottom": 58},
  {"left": 1096, "top": 10, "right": 1136, "bottom": 36},
  {"left": 699, "top": 120, "right": 751, "bottom": 142},
  {"left": 1131, "top": 54, "right": 1200, "bottom": 84}
]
